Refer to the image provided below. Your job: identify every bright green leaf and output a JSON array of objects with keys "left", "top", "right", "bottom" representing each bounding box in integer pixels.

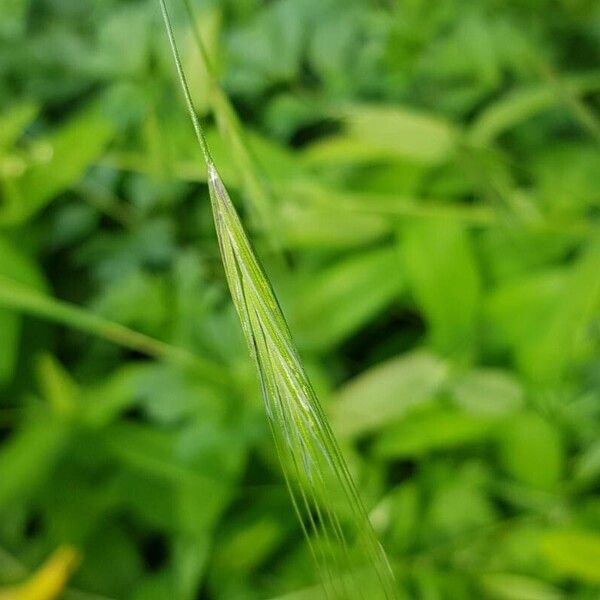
[
  {"left": 331, "top": 350, "right": 448, "bottom": 439},
  {"left": 541, "top": 530, "right": 600, "bottom": 584},
  {"left": 290, "top": 245, "right": 404, "bottom": 352},
  {"left": 451, "top": 368, "right": 524, "bottom": 416},
  {"left": 480, "top": 572, "right": 563, "bottom": 600},
  {"left": 497, "top": 412, "right": 564, "bottom": 490},
  {"left": 402, "top": 221, "right": 481, "bottom": 357},
  {"left": 374, "top": 408, "right": 495, "bottom": 458},
  {"left": 0, "top": 416, "right": 71, "bottom": 510},
  {"left": 1, "top": 100, "right": 115, "bottom": 226},
  {"left": 341, "top": 105, "right": 457, "bottom": 164}
]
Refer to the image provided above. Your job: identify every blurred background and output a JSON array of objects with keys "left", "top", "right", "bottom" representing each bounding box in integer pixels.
[{"left": 1, "top": 0, "right": 600, "bottom": 598}]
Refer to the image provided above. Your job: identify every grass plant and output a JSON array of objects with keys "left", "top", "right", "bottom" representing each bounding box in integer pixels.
[{"left": 158, "top": 0, "right": 397, "bottom": 596}]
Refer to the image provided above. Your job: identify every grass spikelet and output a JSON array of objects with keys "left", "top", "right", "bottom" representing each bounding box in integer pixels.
[
  {"left": 158, "top": 1, "right": 397, "bottom": 596},
  {"left": 207, "top": 162, "right": 397, "bottom": 597}
]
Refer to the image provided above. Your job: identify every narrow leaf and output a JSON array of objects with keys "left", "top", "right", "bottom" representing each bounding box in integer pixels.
[
  {"left": 0, "top": 274, "right": 224, "bottom": 385},
  {"left": 0, "top": 546, "right": 81, "bottom": 600}
]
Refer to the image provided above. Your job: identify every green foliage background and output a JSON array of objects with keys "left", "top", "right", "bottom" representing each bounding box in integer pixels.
[{"left": 1, "top": 0, "right": 600, "bottom": 598}]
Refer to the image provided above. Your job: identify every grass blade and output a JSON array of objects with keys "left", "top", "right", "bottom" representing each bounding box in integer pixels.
[{"left": 0, "top": 275, "right": 225, "bottom": 386}]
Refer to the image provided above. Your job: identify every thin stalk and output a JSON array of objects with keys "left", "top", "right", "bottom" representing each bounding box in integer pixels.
[
  {"left": 0, "top": 275, "right": 226, "bottom": 386},
  {"left": 76, "top": 181, "right": 138, "bottom": 228},
  {"left": 532, "top": 56, "right": 600, "bottom": 144},
  {"left": 158, "top": 0, "right": 213, "bottom": 167},
  {"left": 179, "top": 0, "right": 283, "bottom": 253}
]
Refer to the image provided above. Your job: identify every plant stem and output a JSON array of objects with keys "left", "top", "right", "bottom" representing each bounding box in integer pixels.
[
  {"left": 157, "top": 0, "right": 213, "bottom": 167},
  {"left": 179, "top": 0, "right": 286, "bottom": 260},
  {"left": 0, "top": 275, "right": 226, "bottom": 386}
]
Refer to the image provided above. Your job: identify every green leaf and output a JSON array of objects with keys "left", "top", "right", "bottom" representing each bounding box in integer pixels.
[
  {"left": 0, "top": 274, "right": 224, "bottom": 385},
  {"left": 480, "top": 573, "right": 563, "bottom": 600},
  {"left": 267, "top": 584, "right": 328, "bottom": 600},
  {"left": 331, "top": 350, "right": 448, "bottom": 439},
  {"left": 0, "top": 235, "right": 46, "bottom": 288},
  {"left": 382, "top": 483, "right": 420, "bottom": 552},
  {"left": 541, "top": 530, "right": 600, "bottom": 584},
  {"left": 280, "top": 199, "right": 389, "bottom": 249},
  {"left": 374, "top": 408, "right": 495, "bottom": 459},
  {"left": 0, "top": 309, "right": 20, "bottom": 385},
  {"left": 92, "top": 269, "right": 169, "bottom": 336},
  {"left": 0, "top": 102, "right": 38, "bottom": 151},
  {"left": 75, "top": 522, "right": 144, "bottom": 598},
  {"left": 340, "top": 104, "right": 457, "bottom": 164},
  {"left": 488, "top": 242, "right": 595, "bottom": 385},
  {"left": 172, "top": 536, "right": 212, "bottom": 600},
  {"left": 402, "top": 221, "right": 481, "bottom": 357},
  {"left": 450, "top": 368, "right": 524, "bottom": 417},
  {"left": 517, "top": 236, "right": 600, "bottom": 383},
  {"left": 0, "top": 0, "right": 28, "bottom": 37},
  {"left": 469, "top": 72, "right": 600, "bottom": 145},
  {"left": 107, "top": 420, "right": 243, "bottom": 535},
  {"left": 0, "top": 234, "right": 46, "bottom": 384},
  {"left": 497, "top": 412, "right": 564, "bottom": 490},
  {"left": 36, "top": 354, "right": 79, "bottom": 416},
  {"left": 533, "top": 142, "right": 600, "bottom": 218},
  {"left": 0, "top": 99, "right": 115, "bottom": 226},
  {"left": 0, "top": 416, "right": 71, "bottom": 511},
  {"left": 484, "top": 268, "right": 567, "bottom": 354},
  {"left": 289, "top": 245, "right": 404, "bottom": 352},
  {"left": 212, "top": 516, "right": 284, "bottom": 574},
  {"left": 574, "top": 440, "right": 600, "bottom": 487},
  {"left": 227, "top": 0, "right": 307, "bottom": 91},
  {"left": 424, "top": 465, "right": 496, "bottom": 541},
  {"left": 301, "top": 134, "right": 396, "bottom": 167}
]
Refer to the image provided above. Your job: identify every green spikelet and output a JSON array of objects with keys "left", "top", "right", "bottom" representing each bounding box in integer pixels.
[
  {"left": 158, "top": 1, "right": 398, "bottom": 596},
  {"left": 207, "top": 161, "right": 397, "bottom": 598}
]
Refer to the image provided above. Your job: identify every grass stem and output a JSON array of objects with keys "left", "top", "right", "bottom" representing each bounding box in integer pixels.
[{"left": 0, "top": 275, "right": 226, "bottom": 386}]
